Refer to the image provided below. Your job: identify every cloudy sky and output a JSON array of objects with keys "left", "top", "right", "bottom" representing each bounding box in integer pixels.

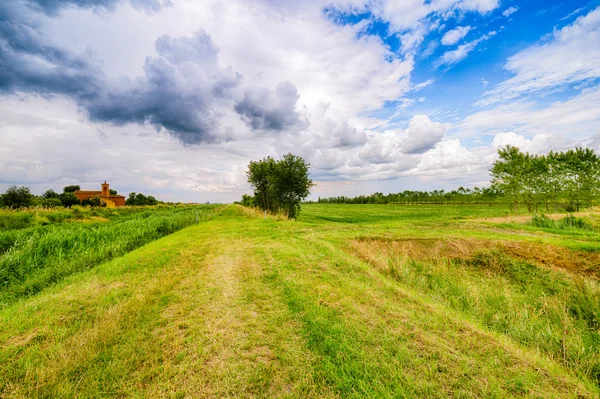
[{"left": 1, "top": 0, "right": 599, "bottom": 202}]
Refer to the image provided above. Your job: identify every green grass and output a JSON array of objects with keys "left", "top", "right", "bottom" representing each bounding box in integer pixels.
[
  {"left": 0, "top": 204, "right": 599, "bottom": 397},
  {"left": 0, "top": 205, "right": 222, "bottom": 305}
]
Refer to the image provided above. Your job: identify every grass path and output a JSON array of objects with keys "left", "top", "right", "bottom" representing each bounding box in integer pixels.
[{"left": 0, "top": 206, "right": 598, "bottom": 398}]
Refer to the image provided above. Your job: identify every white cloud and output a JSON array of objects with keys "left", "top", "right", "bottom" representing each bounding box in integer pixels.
[
  {"left": 441, "top": 25, "right": 472, "bottom": 45},
  {"left": 436, "top": 31, "right": 496, "bottom": 67},
  {"left": 502, "top": 6, "right": 518, "bottom": 17},
  {"left": 400, "top": 114, "right": 446, "bottom": 154},
  {"left": 8, "top": 0, "right": 597, "bottom": 202},
  {"left": 478, "top": 6, "right": 600, "bottom": 106},
  {"left": 412, "top": 78, "right": 435, "bottom": 92},
  {"left": 459, "top": 86, "right": 600, "bottom": 140}
]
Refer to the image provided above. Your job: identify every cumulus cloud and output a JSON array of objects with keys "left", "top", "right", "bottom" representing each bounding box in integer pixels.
[
  {"left": 86, "top": 30, "right": 242, "bottom": 144},
  {"left": 234, "top": 81, "right": 306, "bottom": 132},
  {"left": 400, "top": 114, "right": 446, "bottom": 154},
  {"left": 0, "top": 2, "right": 242, "bottom": 144},
  {"left": 478, "top": 6, "right": 600, "bottom": 106},
  {"left": 441, "top": 26, "right": 472, "bottom": 45}
]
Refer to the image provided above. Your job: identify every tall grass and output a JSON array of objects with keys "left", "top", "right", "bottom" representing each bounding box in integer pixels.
[
  {"left": 383, "top": 249, "right": 600, "bottom": 386},
  {"left": 0, "top": 205, "right": 220, "bottom": 305},
  {"left": 530, "top": 214, "right": 597, "bottom": 231}
]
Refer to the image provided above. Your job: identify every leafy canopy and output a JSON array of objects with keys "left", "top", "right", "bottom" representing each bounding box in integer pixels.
[{"left": 245, "top": 153, "right": 313, "bottom": 219}]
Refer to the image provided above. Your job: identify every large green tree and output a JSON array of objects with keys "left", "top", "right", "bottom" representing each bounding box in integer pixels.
[{"left": 245, "top": 153, "right": 313, "bottom": 219}]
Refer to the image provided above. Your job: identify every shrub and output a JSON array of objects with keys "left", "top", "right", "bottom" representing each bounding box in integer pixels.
[
  {"left": 2, "top": 186, "right": 34, "bottom": 209},
  {"left": 60, "top": 192, "right": 80, "bottom": 208},
  {"left": 42, "top": 198, "right": 62, "bottom": 208},
  {"left": 81, "top": 196, "right": 103, "bottom": 207}
]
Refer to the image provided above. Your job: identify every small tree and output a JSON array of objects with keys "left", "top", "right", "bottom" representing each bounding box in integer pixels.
[
  {"left": 42, "top": 198, "right": 63, "bottom": 208},
  {"left": 241, "top": 194, "right": 254, "bottom": 207},
  {"left": 491, "top": 145, "right": 525, "bottom": 211},
  {"left": 60, "top": 192, "right": 80, "bottom": 208},
  {"left": 63, "top": 185, "right": 80, "bottom": 193},
  {"left": 2, "top": 186, "right": 34, "bottom": 208},
  {"left": 126, "top": 192, "right": 158, "bottom": 206},
  {"left": 43, "top": 189, "right": 60, "bottom": 199},
  {"left": 82, "top": 196, "right": 103, "bottom": 207},
  {"left": 246, "top": 153, "right": 313, "bottom": 219},
  {"left": 109, "top": 189, "right": 118, "bottom": 195}
]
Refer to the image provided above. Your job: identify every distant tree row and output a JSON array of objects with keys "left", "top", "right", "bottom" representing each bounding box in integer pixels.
[
  {"left": 0, "top": 185, "right": 160, "bottom": 209},
  {"left": 491, "top": 146, "right": 600, "bottom": 212},
  {"left": 316, "top": 186, "right": 504, "bottom": 206},
  {"left": 241, "top": 153, "right": 313, "bottom": 218},
  {"left": 317, "top": 146, "right": 600, "bottom": 212}
]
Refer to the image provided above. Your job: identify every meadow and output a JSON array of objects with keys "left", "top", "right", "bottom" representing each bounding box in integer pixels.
[{"left": 0, "top": 204, "right": 599, "bottom": 398}]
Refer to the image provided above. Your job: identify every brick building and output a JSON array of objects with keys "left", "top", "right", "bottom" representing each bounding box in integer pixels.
[{"left": 74, "top": 182, "right": 126, "bottom": 207}]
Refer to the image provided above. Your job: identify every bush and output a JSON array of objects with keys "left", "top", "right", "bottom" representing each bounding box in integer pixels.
[
  {"left": 60, "top": 192, "right": 80, "bottom": 208},
  {"left": 2, "top": 186, "right": 34, "bottom": 209},
  {"left": 530, "top": 214, "right": 595, "bottom": 231},
  {"left": 81, "top": 196, "right": 103, "bottom": 207},
  {"left": 42, "top": 198, "right": 63, "bottom": 208}
]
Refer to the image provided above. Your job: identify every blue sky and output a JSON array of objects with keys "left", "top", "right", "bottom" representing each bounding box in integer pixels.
[{"left": 1, "top": 0, "right": 599, "bottom": 202}]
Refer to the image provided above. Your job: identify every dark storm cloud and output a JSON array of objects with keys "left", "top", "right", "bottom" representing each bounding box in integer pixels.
[
  {"left": 0, "top": 0, "right": 241, "bottom": 144},
  {"left": 235, "top": 81, "right": 307, "bottom": 131},
  {"left": 85, "top": 30, "right": 242, "bottom": 144},
  {"left": 0, "top": 3, "right": 102, "bottom": 98},
  {"left": 23, "top": 0, "right": 171, "bottom": 15}
]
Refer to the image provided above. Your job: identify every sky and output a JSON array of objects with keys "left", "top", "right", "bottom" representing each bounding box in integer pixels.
[{"left": 1, "top": 0, "right": 599, "bottom": 203}]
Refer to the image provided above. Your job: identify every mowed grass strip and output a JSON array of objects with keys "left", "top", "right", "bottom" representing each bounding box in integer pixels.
[
  {"left": 1, "top": 205, "right": 598, "bottom": 398},
  {"left": 0, "top": 207, "right": 330, "bottom": 398}
]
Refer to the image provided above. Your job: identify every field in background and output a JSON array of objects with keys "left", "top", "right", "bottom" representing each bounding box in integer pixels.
[{"left": 0, "top": 204, "right": 599, "bottom": 398}]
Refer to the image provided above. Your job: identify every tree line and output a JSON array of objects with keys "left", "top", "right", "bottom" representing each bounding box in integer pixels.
[
  {"left": 491, "top": 146, "right": 600, "bottom": 212},
  {"left": 0, "top": 185, "right": 159, "bottom": 209},
  {"left": 317, "top": 146, "right": 600, "bottom": 212},
  {"left": 315, "top": 186, "right": 503, "bottom": 206}
]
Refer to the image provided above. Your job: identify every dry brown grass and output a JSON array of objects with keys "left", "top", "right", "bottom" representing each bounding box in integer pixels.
[
  {"left": 471, "top": 211, "right": 600, "bottom": 224},
  {"left": 351, "top": 236, "right": 600, "bottom": 279},
  {"left": 236, "top": 205, "right": 289, "bottom": 221}
]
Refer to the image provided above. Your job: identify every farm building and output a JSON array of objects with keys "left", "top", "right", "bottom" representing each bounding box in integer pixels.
[{"left": 74, "top": 182, "right": 126, "bottom": 208}]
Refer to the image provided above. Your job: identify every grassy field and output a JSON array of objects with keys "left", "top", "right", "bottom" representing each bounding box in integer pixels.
[
  {"left": 0, "top": 205, "right": 221, "bottom": 306},
  {"left": 0, "top": 204, "right": 599, "bottom": 398}
]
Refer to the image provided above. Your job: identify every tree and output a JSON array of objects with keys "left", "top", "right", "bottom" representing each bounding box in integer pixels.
[
  {"left": 109, "top": 189, "right": 118, "bottom": 195},
  {"left": 491, "top": 145, "right": 526, "bottom": 211},
  {"left": 270, "top": 154, "right": 314, "bottom": 218},
  {"left": 126, "top": 192, "right": 158, "bottom": 206},
  {"left": 245, "top": 153, "right": 313, "bottom": 219},
  {"left": 60, "top": 192, "right": 80, "bottom": 207},
  {"left": 63, "top": 185, "right": 80, "bottom": 193},
  {"left": 82, "top": 196, "right": 103, "bottom": 207},
  {"left": 561, "top": 148, "right": 600, "bottom": 211},
  {"left": 2, "top": 186, "right": 34, "bottom": 208},
  {"left": 42, "top": 198, "right": 63, "bottom": 208},
  {"left": 43, "top": 189, "right": 60, "bottom": 199},
  {"left": 246, "top": 156, "right": 276, "bottom": 212},
  {"left": 241, "top": 194, "right": 254, "bottom": 206}
]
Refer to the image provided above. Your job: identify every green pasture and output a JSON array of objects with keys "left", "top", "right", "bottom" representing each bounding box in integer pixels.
[{"left": 0, "top": 204, "right": 598, "bottom": 398}]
